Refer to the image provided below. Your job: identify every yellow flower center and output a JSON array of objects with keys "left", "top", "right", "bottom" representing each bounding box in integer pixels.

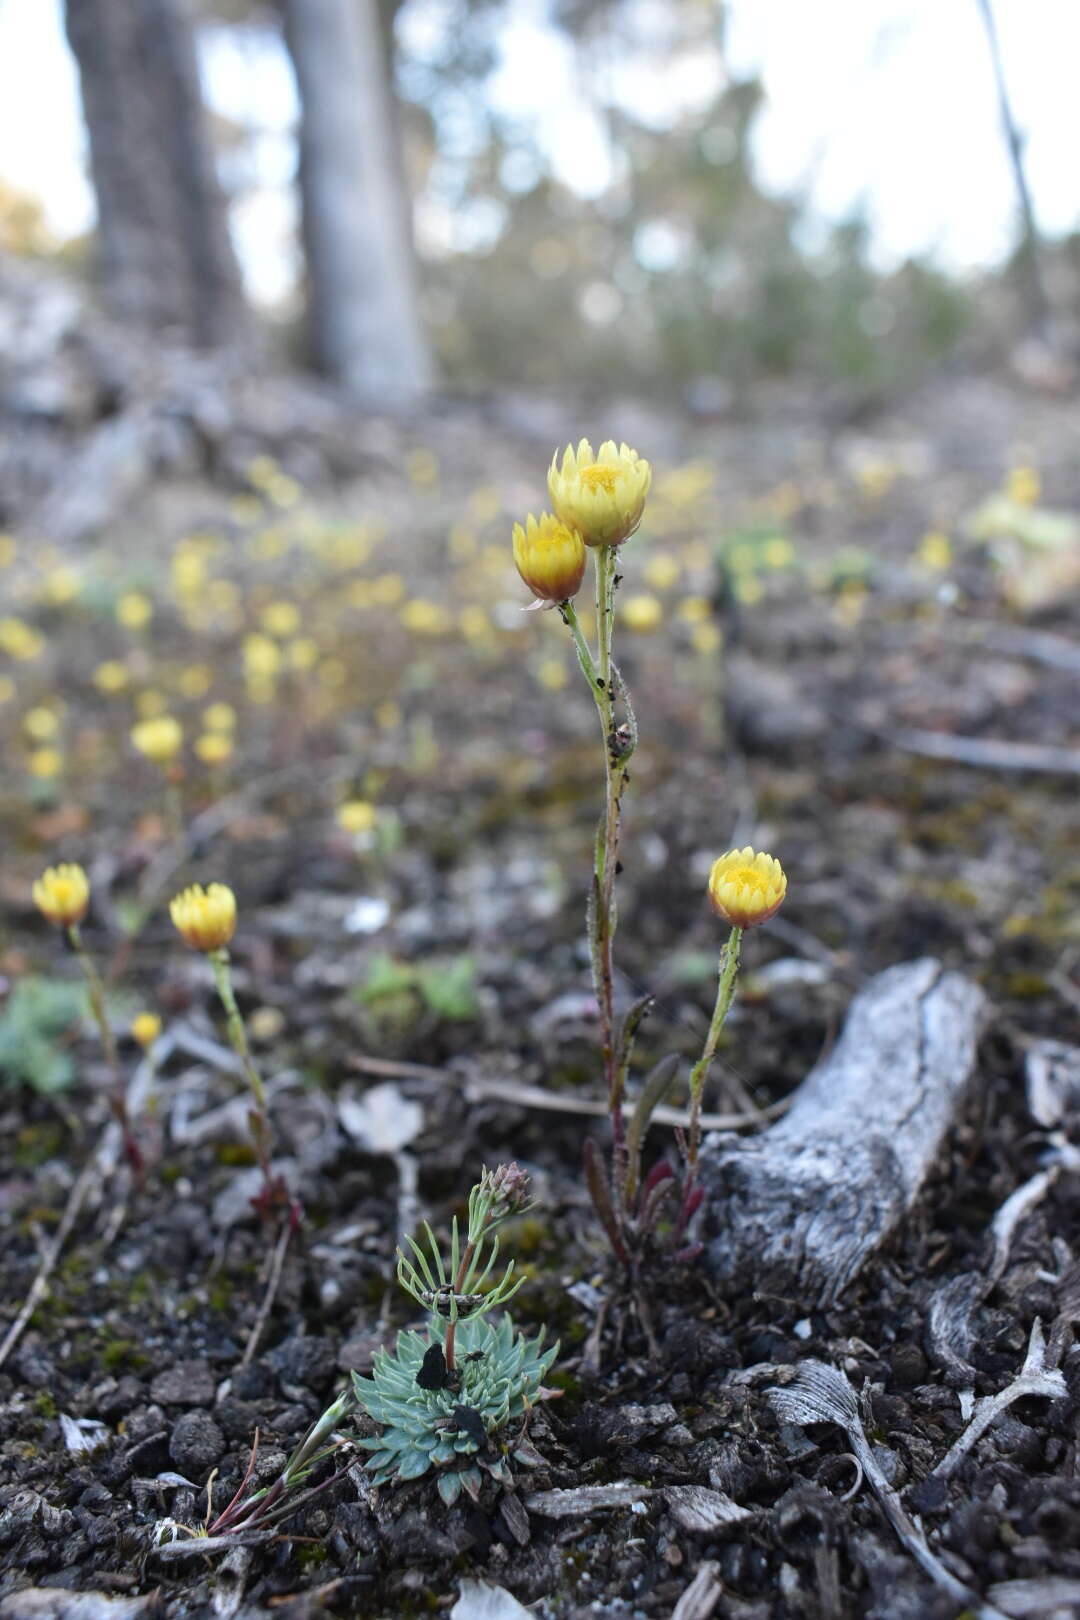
[
  {"left": 728, "top": 866, "right": 768, "bottom": 896},
  {"left": 579, "top": 466, "right": 619, "bottom": 493}
]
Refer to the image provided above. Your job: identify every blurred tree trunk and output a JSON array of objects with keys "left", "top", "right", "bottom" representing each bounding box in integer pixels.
[
  {"left": 65, "top": 0, "right": 246, "bottom": 348},
  {"left": 282, "top": 0, "right": 433, "bottom": 406},
  {"left": 974, "top": 0, "right": 1047, "bottom": 335}
]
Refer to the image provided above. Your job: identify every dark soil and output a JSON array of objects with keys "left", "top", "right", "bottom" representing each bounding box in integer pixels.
[{"left": 1, "top": 371, "right": 1078, "bottom": 1618}]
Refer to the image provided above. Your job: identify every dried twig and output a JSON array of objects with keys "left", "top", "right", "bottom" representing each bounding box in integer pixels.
[
  {"left": 0, "top": 1126, "right": 112, "bottom": 1371},
  {"left": 931, "top": 1319, "right": 1066, "bottom": 1480},
  {"left": 240, "top": 1215, "right": 296, "bottom": 1369},
  {"left": 769, "top": 1360, "right": 1009, "bottom": 1620},
  {"left": 882, "top": 725, "right": 1080, "bottom": 778}
]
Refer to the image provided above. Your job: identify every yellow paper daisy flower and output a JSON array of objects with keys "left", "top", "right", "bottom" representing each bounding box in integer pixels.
[
  {"left": 170, "top": 883, "right": 237, "bottom": 952},
  {"left": 547, "top": 439, "right": 651, "bottom": 548},
  {"left": 33, "top": 863, "right": 90, "bottom": 929},
  {"left": 131, "top": 716, "right": 183, "bottom": 765},
  {"left": 708, "top": 848, "right": 787, "bottom": 929},
  {"left": 512, "top": 512, "right": 587, "bottom": 603}
]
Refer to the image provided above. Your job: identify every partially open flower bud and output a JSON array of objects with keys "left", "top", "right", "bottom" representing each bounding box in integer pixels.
[
  {"left": 33, "top": 863, "right": 90, "bottom": 929},
  {"left": 512, "top": 512, "right": 587, "bottom": 604},
  {"left": 547, "top": 439, "right": 651, "bottom": 548},
  {"left": 170, "top": 882, "right": 237, "bottom": 952},
  {"left": 708, "top": 848, "right": 787, "bottom": 929},
  {"left": 482, "top": 1161, "right": 532, "bottom": 1219}
]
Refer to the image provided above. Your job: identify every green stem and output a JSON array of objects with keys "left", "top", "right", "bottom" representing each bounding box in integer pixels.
[
  {"left": 210, "top": 947, "right": 272, "bottom": 1180},
  {"left": 68, "top": 926, "right": 140, "bottom": 1169},
  {"left": 686, "top": 925, "right": 742, "bottom": 1172},
  {"left": 443, "top": 1232, "right": 479, "bottom": 1374}
]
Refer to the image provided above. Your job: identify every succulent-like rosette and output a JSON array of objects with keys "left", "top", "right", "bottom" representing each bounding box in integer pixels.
[
  {"left": 547, "top": 439, "right": 651, "bottom": 548},
  {"left": 170, "top": 882, "right": 237, "bottom": 952},
  {"left": 352, "top": 1312, "right": 557, "bottom": 1505},
  {"left": 512, "top": 511, "right": 587, "bottom": 603},
  {"left": 33, "top": 863, "right": 90, "bottom": 929},
  {"left": 708, "top": 847, "right": 787, "bottom": 929},
  {"left": 131, "top": 716, "right": 183, "bottom": 764}
]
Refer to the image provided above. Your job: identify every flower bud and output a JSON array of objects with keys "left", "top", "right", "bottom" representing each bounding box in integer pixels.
[
  {"left": 170, "top": 882, "right": 237, "bottom": 952},
  {"left": 33, "top": 863, "right": 90, "bottom": 929},
  {"left": 482, "top": 1161, "right": 532, "bottom": 1219},
  {"left": 512, "top": 512, "right": 587, "bottom": 604},
  {"left": 547, "top": 439, "right": 651, "bottom": 548},
  {"left": 707, "top": 847, "right": 787, "bottom": 929}
]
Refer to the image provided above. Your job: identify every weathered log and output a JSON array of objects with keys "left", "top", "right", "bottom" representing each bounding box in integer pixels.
[{"left": 701, "top": 958, "right": 987, "bottom": 1304}]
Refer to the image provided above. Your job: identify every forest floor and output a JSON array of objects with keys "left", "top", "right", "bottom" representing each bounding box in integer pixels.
[{"left": 0, "top": 368, "right": 1078, "bottom": 1619}]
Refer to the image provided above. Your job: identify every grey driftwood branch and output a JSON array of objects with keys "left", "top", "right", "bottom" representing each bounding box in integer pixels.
[{"left": 700, "top": 957, "right": 987, "bottom": 1304}]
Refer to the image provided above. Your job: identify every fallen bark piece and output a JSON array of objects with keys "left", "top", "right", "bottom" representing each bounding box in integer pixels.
[
  {"left": 524, "top": 1482, "right": 651, "bottom": 1518},
  {"left": 664, "top": 1485, "right": 754, "bottom": 1534},
  {"left": 701, "top": 958, "right": 987, "bottom": 1304},
  {"left": 671, "top": 1562, "right": 723, "bottom": 1620},
  {"left": 0, "top": 1594, "right": 162, "bottom": 1620}
]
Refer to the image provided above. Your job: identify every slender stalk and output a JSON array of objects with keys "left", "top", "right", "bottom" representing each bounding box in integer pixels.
[
  {"left": 443, "top": 1233, "right": 478, "bottom": 1374},
  {"left": 68, "top": 924, "right": 140, "bottom": 1170},
  {"left": 564, "top": 550, "right": 637, "bottom": 1207},
  {"left": 685, "top": 925, "right": 742, "bottom": 1174},
  {"left": 209, "top": 947, "right": 272, "bottom": 1183}
]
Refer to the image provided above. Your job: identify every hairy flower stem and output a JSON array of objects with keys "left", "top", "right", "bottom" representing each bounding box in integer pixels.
[
  {"left": 442, "top": 1235, "right": 478, "bottom": 1375},
  {"left": 563, "top": 546, "right": 637, "bottom": 1203},
  {"left": 67, "top": 925, "right": 140, "bottom": 1173},
  {"left": 682, "top": 924, "right": 742, "bottom": 1202},
  {"left": 209, "top": 947, "right": 274, "bottom": 1196}
]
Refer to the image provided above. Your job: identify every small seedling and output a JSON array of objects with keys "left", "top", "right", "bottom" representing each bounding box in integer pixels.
[{"left": 351, "top": 1163, "right": 558, "bottom": 1505}]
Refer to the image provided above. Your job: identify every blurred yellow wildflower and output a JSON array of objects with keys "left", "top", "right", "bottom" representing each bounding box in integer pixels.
[
  {"left": 170, "top": 883, "right": 237, "bottom": 952},
  {"left": 1006, "top": 465, "right": 1040, "bottom": 507},
  {"left": 401, "top": 599, "right": 453, "bottom": 635},
  {"left": 548, "top": 439, "right": 651, "bottom": 548},
  {"left": 677, "top": 595, "right": 711, "bottom": 624},
  {"left": 0, "top": 617, "right": 44, "bottom": 660},
  {"left": 117, "top": 591, "right": 153, "bottom": 630},
  {"left": 28, "top": 748, "right": 63, "bottom": 779},
  {"left": 620, "top": 593, "right": 663, "bottom": 632},
  {"left": 708, "top": 848, "right": 787, "bottom": 929},
  {"left": 23, "top": 706, "right": 60, "bottom": 741},
  {"left": 287, "top": 636, "right": 319, "bottom": 671},
  {"left": 130, "top": 1011, "right": 162, "bottom": 1049},
  {"left": 33, "top": 863, "right": 90, "bottom": 928},
  {"left": 512, "top": 512, "right": 587, "bottom": 603},
  {"left": 194, "top": 732, "right": 234, "bottom": 766},
  {"left": 261, "top": 600, "right": 301, "bottom": 637},
  {"left": 93, "top": 660, "right": 130, "bottom": 694},
  {"left": 337, "top": 799, "right": 378, "bottom": 835},
  {"left": 136, "top": 690, "right": 168, "bottom": 718},
  {"left": 178, "top": 664, "right": 213, "bottom": 699},
  {"left": 132, "top": 715, "right": 183, "bottom": 764},
  {"left": 243, "top": 633, "right": 282, "bottom": 678},
  {"left": 918, "top": 530, "right": 952, "bottom": 571},
  {"left": 691, "top": 622, "right": 722, "bottom": 656},
  {"left": 537, "top": 658, "right": 568, "bottom": 691},
  {"left": 203, "top": 701, "right": 237, "bottom": 733},
  {"left": 762, "top": 536, "right": 795, "bottom": 570},
  {"left": 43, "top": 566, "right": 79, "bottom": 604},
  {"left": 0, "top": 535, "right": 16, "bottom": 567},
  {"left": 0, "top": 676, "right": 14, "bottom": 704},
  {"left": 643, "top": 553, "right": 680, "bottom": 591}
]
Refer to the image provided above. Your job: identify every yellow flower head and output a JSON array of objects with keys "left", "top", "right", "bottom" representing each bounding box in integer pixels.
[
  {"left": 337, "top": 799, "right": 378, "bottom": 836},
  {"left": 33, "top": 863, "right": 90, "bottom": 929},
  {"left": 512, "top": 511, "right": 587, "bottom": 604},
  {"left": 194, "top": 732, "right": 233, "bottom": 766},
  {"left": 170, "top": 883, "right": 237, "bottom": 952},
  {"left": 547, "top": 439, "right": 651, "bottom": 548},
  {"left": 131, "top": 716, "right": 183, "bottom": 765},
  {"left": 130, "top": 1011, "right": 162, "bottom": 1049},
  {"left": 708, "top": 847, "right": 787, "bottom": 930}
]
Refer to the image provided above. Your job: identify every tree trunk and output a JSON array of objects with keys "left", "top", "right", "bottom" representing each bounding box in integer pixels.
[
  {"left": 283, "top": 0, "right": 433, "bottom": 406},
  {"left": 65, "top": 0, "right": 246, "bottom": 348}
]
